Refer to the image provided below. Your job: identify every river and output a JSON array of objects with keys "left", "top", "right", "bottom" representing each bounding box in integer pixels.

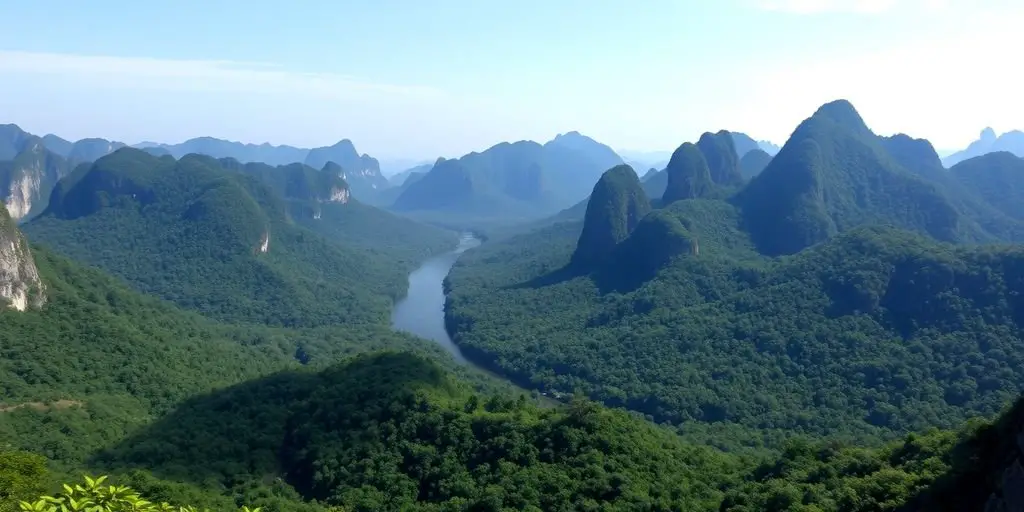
[{"left": 390, "top": 233, "right": 481, "bottom": 362}]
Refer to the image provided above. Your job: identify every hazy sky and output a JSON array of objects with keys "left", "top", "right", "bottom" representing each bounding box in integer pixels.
[{"left": 0, "top": 0, "right": 1021, "bottom": 159}]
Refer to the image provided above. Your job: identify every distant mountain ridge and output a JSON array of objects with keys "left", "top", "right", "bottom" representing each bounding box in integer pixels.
[
  {"left": 943, "top": 127, "right": 1024, "bottom": 167},
  {"left": 1, "top": 124, "right": 390, "bottom": 206},
  {"left": 392, "top": 132, "right": 624, "bottom": 220}
]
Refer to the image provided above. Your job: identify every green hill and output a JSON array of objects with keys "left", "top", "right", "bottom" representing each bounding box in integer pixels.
[
  {"left": 662, "top": 142, "right": 715, "bottom": 203},
  {"left": 23, "top": 148, "right": 449, "bottom": 328},
  {"left": 570, "top": 165, "right": 650, "bottom": 268},
  {"left": 94, "top": 352, "right": 738, "bottom": 511}
]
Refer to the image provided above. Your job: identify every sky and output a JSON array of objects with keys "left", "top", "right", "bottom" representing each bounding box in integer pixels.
[{"left": 0, "top": 0, "right": 1021, "bottom": 160}]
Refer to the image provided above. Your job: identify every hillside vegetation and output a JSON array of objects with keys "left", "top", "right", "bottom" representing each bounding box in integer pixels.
[
  {"left": 446, "top": 100, "right": 1024, "bottom": 448},
  {"left": 24, "top": 149, "right": 453, "bottom": 327}
]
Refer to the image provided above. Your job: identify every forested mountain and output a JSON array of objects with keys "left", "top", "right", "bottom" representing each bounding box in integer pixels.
[
  {"left": 570, "top": 165, "right": 650, "bottom": 268},
  {"left": 135, "top": 136, "right": 308, "bottom": 166},
  {"left": 943, "top": 127, "right": 1024, "bottom": 167},
  {"left": 23, "top": 148, "right": 453, "bottom": 327},
  {"left": 736, "top": 100, "right": 976, "bottom": 256},
  {"left": 445, "top": 99, "right": 1024, "bottom": 451},
  {"left": 639, "top": 130, "right": 768, "bottom": 200},
  {"left": 133, "top": 137, "right": 391, "bottom": 201},
  {"left": 392, "top": 133, "right": 623, "bottom": 220},
  {"left": 662, "top": 142, "right": 715, "bottom": 203},
  {"left": 222, "top": 158, "right": 457, "bottom": 267}
]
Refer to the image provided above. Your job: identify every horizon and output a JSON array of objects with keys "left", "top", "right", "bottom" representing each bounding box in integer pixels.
[{"left": 1, "top": 0, "right": 1021, "bottom": 160}]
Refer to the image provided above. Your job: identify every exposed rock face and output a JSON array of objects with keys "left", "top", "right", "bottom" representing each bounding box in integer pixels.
[
  {"left": 571, "top": 164, "right": 651, "bottom": 268},
  {"left": 0, "top": 207, "right": 45, "bottom": 310},
  {"left": 6, "top": 170, "right": 40, "bottom": 220},
  {"left": 258, "top": 230, "right": 270, "bottom": 254},
  {"left": 328, "top": 186, "right": 350, "bottom": 204},
  {"left": 1, "top": 141, "right": 70, "bottom": 221}
]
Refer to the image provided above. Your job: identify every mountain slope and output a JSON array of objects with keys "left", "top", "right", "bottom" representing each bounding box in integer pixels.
[
  {"left": 23, "top": 149, "right": 426, "bottom": 327},
  {"left": 221, "top": 158, "right": 457, "bottom": 265},
  {"left": 303, "top": 139, "right": 390, "bottom": 199},
  {"left": 543, "top": 131, "right": 625, "bottom": 201},
  {"left": 950, "top": 152, "right": 1024, "bottom": 221},
  {"left": 663, "top": 143, "right": 714, "bottom": 203},
  {"left": 571, "top": 165, "right": 650, "bottom": 268},
  {"left": 739, "top": 149, "right": 771, "bottom": 179},
  {"left": 735, "top": 100, "right": 965, "bottom": 256}
]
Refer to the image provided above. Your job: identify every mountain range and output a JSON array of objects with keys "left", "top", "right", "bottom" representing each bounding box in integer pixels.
[
  {"left": 446, "top": 99, "right": 1024, "bottom": 447},
  {"left": 392, "top": 132, "right": 625, "bottom": 220},
  {"left": 4, "top": 104, "right": 1024, "bottom": 511}
]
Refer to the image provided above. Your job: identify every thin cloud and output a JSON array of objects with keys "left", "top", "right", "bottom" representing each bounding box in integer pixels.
[{"left": 0, "top": 50, "right": 443, "bottom": 99}]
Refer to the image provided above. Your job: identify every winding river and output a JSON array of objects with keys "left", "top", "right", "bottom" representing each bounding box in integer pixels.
[{"left": 390, "top": 233, "right": 480, "bottom": 362}]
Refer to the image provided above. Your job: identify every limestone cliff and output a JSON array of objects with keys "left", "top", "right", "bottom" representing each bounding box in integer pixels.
[
  {"left": 0, "top": 139, "right": 70, "bottom": 221},
  {"left": 0, "top": 206, "right": 45, "bottom": 310}
]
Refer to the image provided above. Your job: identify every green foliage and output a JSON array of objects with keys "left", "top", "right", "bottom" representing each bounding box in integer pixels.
[
  {"left": 98, "top": 352, "right": 741, "bottom": 511},
  {"left": 17, "top": 475, "right": 259, "bottom": 512},
  {"left": 24, "top": 149, "right": 452, "bottom": 328},
  {"left": 0, "top": 452, "right": 48, "bottom": 512},
  {"left": 448, "top": 204, "right": 1024, "bottom": 444}
]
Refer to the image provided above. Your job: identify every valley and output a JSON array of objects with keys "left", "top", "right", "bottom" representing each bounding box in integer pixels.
[
  {"left": 3, "top": 99, "right": 1024, "bottom": 510},
  {"left": 391, "top": 233, "right": 481, "bottom": 361}
]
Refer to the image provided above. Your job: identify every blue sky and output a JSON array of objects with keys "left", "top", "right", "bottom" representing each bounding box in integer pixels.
[{"left": 0, "top": 0, "right": 1020, "bottom": 160}]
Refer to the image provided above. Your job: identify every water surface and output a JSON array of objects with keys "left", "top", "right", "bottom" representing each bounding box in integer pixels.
[{"left": 391, "top": 233, "right": 481, "bottom": 361}]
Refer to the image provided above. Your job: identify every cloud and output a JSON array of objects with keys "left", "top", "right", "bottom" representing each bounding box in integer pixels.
[
  {"left": 754, "top": 0, "right": 948, "bottom": 14},
  {"left": 0, "top": 51, "right": 443, "bottom": 100}
]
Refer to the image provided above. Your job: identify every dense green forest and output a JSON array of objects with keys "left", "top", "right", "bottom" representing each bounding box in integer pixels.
[
  {"left": 5, "top": 98, "right": 1024, "bottom": 511},
  {"left": 446, "top": 101, "right": 1024, "bottom": 448},
  {"left": 23, "top": 149, "right": 454, "bottom": 328}
]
